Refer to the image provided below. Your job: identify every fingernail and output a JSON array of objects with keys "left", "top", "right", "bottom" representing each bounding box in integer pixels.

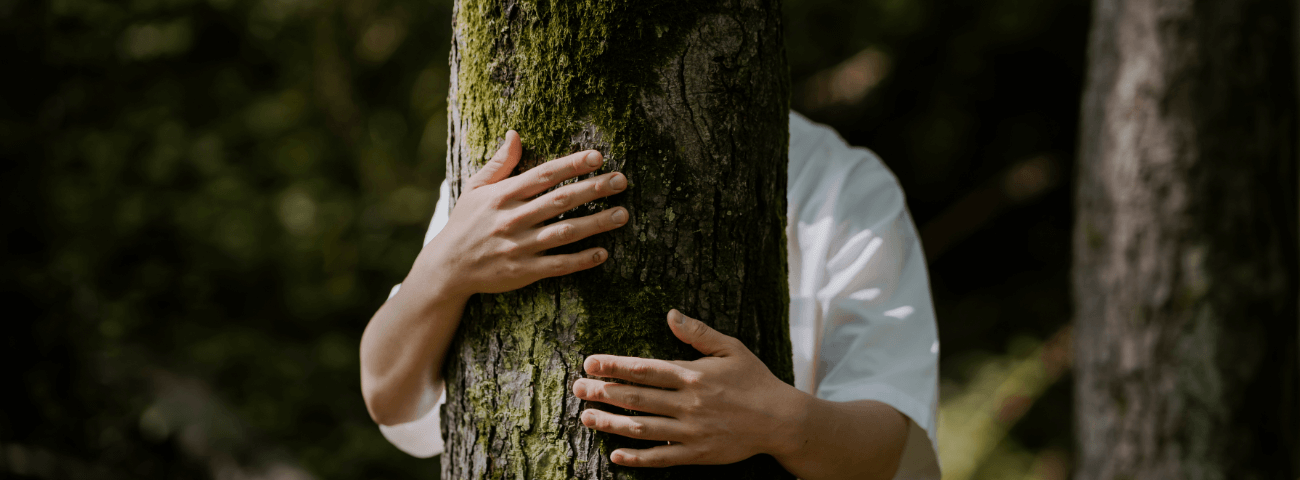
[
  {"left": 611, "top": 209, "right": 627, "bottom": 224},
  {"left": 672, "top": 310, "right": 686, "bottom": 325},
  {"left": 581, "top": 410, "right": 594, "bottom": 424},
  {"left": 609, "top": 173, "right": 626, "bottom": 190},
  {"left": 593, "top": 250, "right": 606, "bottom": 263},
  {"left": 585, "top": 151, "right": 602, "bottom": 167}
]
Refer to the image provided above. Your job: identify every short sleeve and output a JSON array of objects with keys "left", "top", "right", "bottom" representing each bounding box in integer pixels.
[
  {"left": 423, "top": 180, "right": 452, "bottom": 248},
  {"left": 379, "top": 179, "right": 453, "bottom": 457},
  {"left": 787, "top": 112, "right": 941, "bottom": 479},
  {"left": 378, "top": 389, "right": 446, "bottom": 458}
]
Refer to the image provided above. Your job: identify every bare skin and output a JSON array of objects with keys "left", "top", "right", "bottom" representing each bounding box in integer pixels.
[
  {"left": 575, "top": 309, "right": 909, "bottom": 479},
  {"left": 360, "top": 132, "right": 910, "bottom": 480}
]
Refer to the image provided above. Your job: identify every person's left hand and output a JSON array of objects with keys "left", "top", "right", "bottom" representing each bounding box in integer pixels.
[{"left": 572, "top": 309, "right": 810, "bottom": 467}]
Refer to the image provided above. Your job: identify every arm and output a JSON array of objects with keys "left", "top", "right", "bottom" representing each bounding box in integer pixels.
[
  {"left": 360, "top": 130, "right": 631, "bottom": 425},
  {"left": 781, "top": 398, "right": 909, "bottom": 480},
  {"left": 573, "top": 310, "right": 908, "bottom": 480}
]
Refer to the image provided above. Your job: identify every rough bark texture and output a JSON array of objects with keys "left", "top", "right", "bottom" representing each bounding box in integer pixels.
[
  {"left": 439, "top": 1, "right": 793, "bottom": 479},
  {"left": 1073, "top": 1, "right": 1300, "bottom": 479}
]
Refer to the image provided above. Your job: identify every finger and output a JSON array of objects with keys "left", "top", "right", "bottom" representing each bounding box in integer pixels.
[
  {"left": 610, "top": 444, "right": 698, "bottom": 468},
  {"left": 466, "top": 130, "right": 521, "bottom": 190},
  {"left": 515, "top": 172, "right": 627, "bottom": 226},
  {"left": 668, "top": 309, "right": 739, "bottom": 357},
  {"left": 530, "top": 247, "right": 608, "bottom": 279},
  {"left": 573, "top": 379, "right": 679, "bottom": 416},
  {"left": 500, "top": 150, "right": 604, "bottom": 199},
  {"left": 584, "top": 355, "right": 690, "bottom": 389},
  {"left": 531, "top": 207, "right": 628, "bottom": 252},
  {"left": 579, "top": 409, "right": 687, "bottom": 442}
]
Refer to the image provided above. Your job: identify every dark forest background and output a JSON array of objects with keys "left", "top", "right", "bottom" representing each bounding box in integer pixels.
[{"left": 1, "top": 0, "right": 1087, "bottom": 478}]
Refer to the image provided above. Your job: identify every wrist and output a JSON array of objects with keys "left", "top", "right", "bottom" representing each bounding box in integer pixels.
[
  {"left": 764, "top": 382, "right": 817, "bottom": 462},
  {"left": 405, "top": 247, "right": 471, "bottom": 307}
]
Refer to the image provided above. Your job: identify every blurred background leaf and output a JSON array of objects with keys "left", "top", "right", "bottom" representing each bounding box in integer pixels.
[{"left": 1, "top": 0, "right": 1087, "bottom": 478}]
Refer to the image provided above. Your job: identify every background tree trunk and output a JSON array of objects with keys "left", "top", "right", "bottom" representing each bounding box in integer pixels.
[
  {"left": 1073, "top": 0, "right": 1299, "bottom": 479},
  {"left": 439, "top": 1, "right": 793, "bottom": 478}
]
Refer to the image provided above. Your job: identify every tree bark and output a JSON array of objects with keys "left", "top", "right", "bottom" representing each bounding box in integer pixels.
[
  {"left": 1073, "top": 1, "right": 1300, "bottom": 479},
  {"left": 439, "top": 1, "right": 793, "bottom": 479}
]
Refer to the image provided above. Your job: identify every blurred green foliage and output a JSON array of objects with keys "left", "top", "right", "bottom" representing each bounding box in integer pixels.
[
  {"left": 1, "top": 0, "right": 1087, "bottom": 478},
  {"left": 4, "top": 0, "right": 450, "bottom": 476}
]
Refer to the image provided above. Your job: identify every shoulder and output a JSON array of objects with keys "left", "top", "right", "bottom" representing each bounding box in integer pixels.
[{"left": 786, "top": 111, "right": 906, "bottom": 231}]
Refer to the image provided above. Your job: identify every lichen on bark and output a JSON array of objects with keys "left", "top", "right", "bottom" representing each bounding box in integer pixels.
[{"left": 441, "top": 0, "right": 793, "bottom": 478}]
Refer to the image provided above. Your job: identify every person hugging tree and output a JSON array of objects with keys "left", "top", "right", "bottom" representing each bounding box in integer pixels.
[{"left": 360, "top": 113, "right": 941, "bottom": 480}]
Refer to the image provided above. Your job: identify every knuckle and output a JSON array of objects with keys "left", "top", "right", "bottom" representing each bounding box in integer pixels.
[
  {"left": 628, "top": 362, "right": 648, "bottom": 380},
  {"left": 507, "top": 240, "right": 527, "bottom": 256},
  {"left": 680, "top": 371, "right": 702, "bottom": 386},
  {"left": 558, "top": 223, "right": 575, "bottom": 241},
  {"left": 679, "top": 396, "right": 700, "bottom": 414},
  {"left": 549, "top": 258, "right": 570, "bottom": 276},
  {"left": 605, "top": 362, "right": 624, "bottom": 377},
  {"left": 544, "top": 224, "right": 573, "bottom": 244},
  {"left": 535, "top": 169, "right": 554, "bottom": 187},
  {"left": 628, "top": 421, "right": 647, "bottom": 437},
  {"left": 507, "top": 261, "right": 525, "bottom": 277},
  {"left": 622, "top": 391, "right": 642, "bottom": 407},
  {"left": 552, "top": 191, "right": 572, "bottom": 209},
  {"left": 689, "top": 397, "right": 707, "bottom": 414},
  {"left": 495, "top": 241, "right": 517, "bottom": 257},
  {"left": 494, "top": 262, "right": 519, "bottom": 281}
]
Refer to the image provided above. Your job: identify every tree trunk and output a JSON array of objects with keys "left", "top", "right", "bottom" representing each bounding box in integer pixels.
[
  {"left": 1073, "top": 1, "right": 1300, "bottom": 479},
  {"left": 439, "top": 1, "right": 793, "bottom": 479}
]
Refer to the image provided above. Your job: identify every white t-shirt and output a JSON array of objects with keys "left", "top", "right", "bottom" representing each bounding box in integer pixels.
[{"left": 381, "top": 112, "right": 941, "bottom": 479}]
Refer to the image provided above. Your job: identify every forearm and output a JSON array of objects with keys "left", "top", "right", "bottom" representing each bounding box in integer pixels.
[
  {"left": 359, "top": 263, "right": 466, "bottom": 425},
  {"left": 773, "top": 395, "right": 909, "bottom": 480}
]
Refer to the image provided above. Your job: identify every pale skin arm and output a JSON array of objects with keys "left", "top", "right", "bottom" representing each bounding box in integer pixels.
[
  {"left": 359, "top": 131, "right": 910, "bottom": 479},
  {"left": 573, "top": 310, "right": 910, "bottom": 480},
  {"left": 360, "top": 131, "right": 629, "bottom": 425}
]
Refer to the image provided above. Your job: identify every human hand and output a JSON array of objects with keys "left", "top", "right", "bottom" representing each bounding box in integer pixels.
[
  {"left": 411, "top": 130, "right": 629, "bottom": 302},
  {"left": 573, "top": 309, "right": 810, "bottom": 467}
]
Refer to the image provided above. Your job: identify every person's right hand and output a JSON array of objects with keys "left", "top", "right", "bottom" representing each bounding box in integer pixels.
[{"left": 410, "top": 130, "right": 629, "bottom": 302}]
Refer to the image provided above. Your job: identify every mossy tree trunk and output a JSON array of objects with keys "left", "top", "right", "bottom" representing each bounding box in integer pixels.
[
  {"left": 1073, "top": 0, "right": 1300, "bottom": 478},
  {"left": 439, "top": 1, "right": 793, "bottom": 479}
]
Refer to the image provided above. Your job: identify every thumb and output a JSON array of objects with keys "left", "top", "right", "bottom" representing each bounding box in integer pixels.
[
  {"left": 466, "top": 130, "right": 521, "bottom": 189},
  {"left": 668, "top": 309, "right": 736, "bottom": 357}
]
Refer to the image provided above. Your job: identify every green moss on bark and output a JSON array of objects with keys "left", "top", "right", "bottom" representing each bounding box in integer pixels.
[
  {"left": 454, "top": 0, "right": 713, "bottom": 168},
  {"left": 444, "top": 0, "right": 794, "bottom": 478}
]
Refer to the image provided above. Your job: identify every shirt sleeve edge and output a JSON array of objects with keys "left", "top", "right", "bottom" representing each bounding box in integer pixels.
[{"left": 377, "top": 400, "right": 445, "bottom": 458}]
